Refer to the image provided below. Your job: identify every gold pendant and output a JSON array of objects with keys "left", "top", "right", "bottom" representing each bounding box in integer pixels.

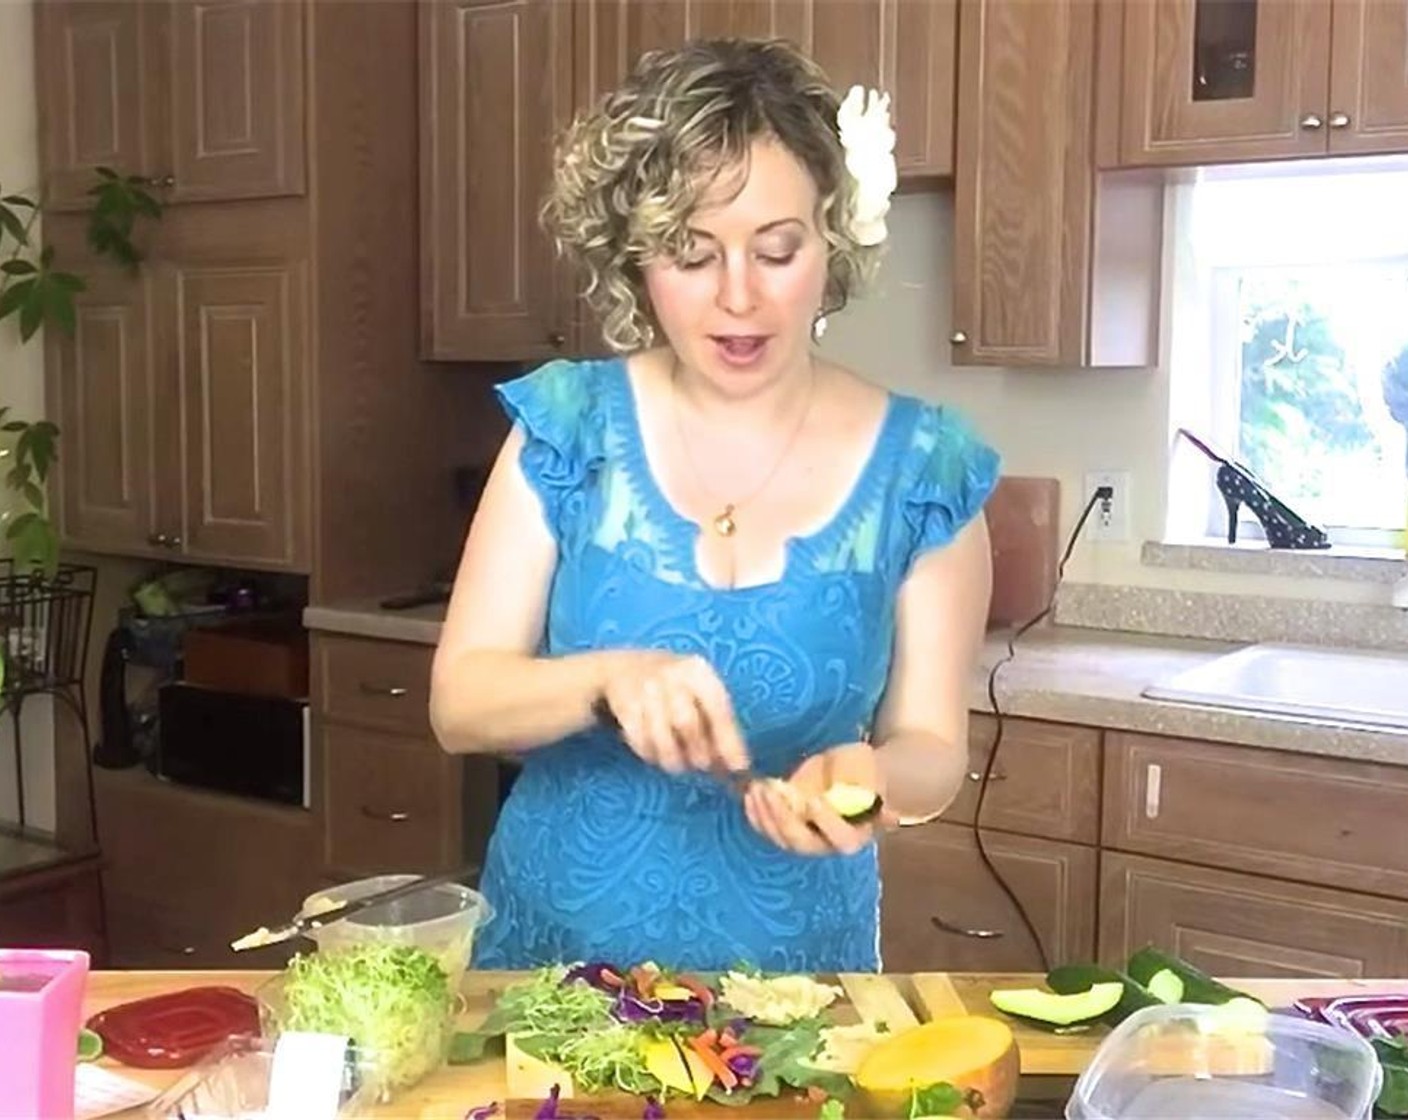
[{"left": 713, "top": 505, "right": 737, "bottom": 537}]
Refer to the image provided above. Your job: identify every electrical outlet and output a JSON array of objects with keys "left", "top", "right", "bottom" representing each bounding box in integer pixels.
[{"left": 1084, "top": 470, "right": 1131, "bottom": 541}]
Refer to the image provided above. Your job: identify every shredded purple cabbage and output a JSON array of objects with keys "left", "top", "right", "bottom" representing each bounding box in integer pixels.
[
  {"left": 611, "top": 990, "right": 704, "bottom": 1024},
  {"left": 642, "top": 1098, "right": 666, "bottom": 1119},
  {"left": 534, "top": 1084, "right": 601, "bottom": 1120},
  {"left": 726, "top": 1051, "right": 760, "bottom": 1084},
  {"left": 464, "top": 1105, "right": 500, "bottom": 1120},
  {"left": 562, "top": 962, "right": 620, "bottom": 992}
]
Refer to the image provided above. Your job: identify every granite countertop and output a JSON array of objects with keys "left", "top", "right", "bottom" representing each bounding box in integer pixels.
[{"left": 304, "top": 601, "right": 1408, "bottom": 767}]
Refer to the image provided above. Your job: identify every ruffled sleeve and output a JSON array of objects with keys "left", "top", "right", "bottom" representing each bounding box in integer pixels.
[
  {"left": 494, "top": 359, "right": 606, "bottom": 541},
  {"left": 897, "top": 403, "right": 1001, "bottom": 573}
]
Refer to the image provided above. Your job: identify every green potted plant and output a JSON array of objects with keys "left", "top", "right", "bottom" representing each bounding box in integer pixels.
[{"left": 0, "top": 168, "right": 162, "bottom": 576}]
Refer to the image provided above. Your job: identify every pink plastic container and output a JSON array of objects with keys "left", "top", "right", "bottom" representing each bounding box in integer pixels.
[{"left": 0, "top": 949, "right": 90, "bottom": 1120}]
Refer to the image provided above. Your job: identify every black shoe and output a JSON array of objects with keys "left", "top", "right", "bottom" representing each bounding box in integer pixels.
[{"left": 1179, "top": 429, "right": 1331, "bottom": 550}]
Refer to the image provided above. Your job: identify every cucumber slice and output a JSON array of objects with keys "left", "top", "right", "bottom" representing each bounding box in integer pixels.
[
  {"left": 1146, "top": 968, "right": 1185, "bottom": 1004},
  {"left": 990, "top": 981, "right": 1124, "bottom": 1027},
  {"left": 822, "top": 782, "right": 883, "bottom": 824},
  {"left": 77, "top": 1028, "right": 103, "bottom": 1062},
  {"left": 1127, "top": 947, "right": 1263, "bottom": 1007}
]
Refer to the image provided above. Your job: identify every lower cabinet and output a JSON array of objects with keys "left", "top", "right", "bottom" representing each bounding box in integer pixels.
[
  {"left": 1098, "top": 851, "right": 1408, "bottom": 978},
  {"left": 879, "top": 820, "right": 1098, "bottom": 972}
]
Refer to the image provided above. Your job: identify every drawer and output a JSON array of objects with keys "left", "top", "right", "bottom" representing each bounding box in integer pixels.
[
  {"left": 880, "top": 821, "right": 1097, "bottom": 972},
  {"left": 1104, "top": 732, "right": 1408, "bottom": 898},
  {"left": 315, "top": 634, "right": 433, "bottom": 736},
  {"left": 323, "top": 723, "right": 462, "bottom": 878},
  {"left": 1099, "top": 851, "right": 1408, "bottom": 978},
  {"left": 945, "top": 716, "right": 1101, "bottom": 843}
]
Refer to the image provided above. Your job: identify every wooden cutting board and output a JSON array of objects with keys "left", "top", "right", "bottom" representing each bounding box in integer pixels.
[{"left": 489, "top": 973, "right": 944, "bottom": 1118}]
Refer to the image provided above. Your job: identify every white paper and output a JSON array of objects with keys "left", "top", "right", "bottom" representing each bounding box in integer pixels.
[
  {"left": 265, "top": 1032, "right": 350, "bottom": 1120},
  {"left": 74, "top": 1064, "right": 160, "bottom": 1120}
]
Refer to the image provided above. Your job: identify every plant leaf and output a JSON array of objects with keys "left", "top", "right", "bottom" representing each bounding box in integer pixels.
[
  {"left": 6, "top": 511, "right": 38, "bottom": 541},
  {"left": 22, "top": 482, "right": 44, "bottom": 511},
  {"left": 1, "top": 421, "right": 27, "bottom": 433},
  {"left": 0, "top": 259, "right": 36, "bottom": 276},
  {"left": 0, "top": 277, "right": 34, "bottom": 320},
  {"left": 43, "top": 280, "right": 77, "bottom": 336},
  {"left": 51, "top": 271, "right": 86, "bottom": 293},
  {"left": 0, "top": 205, "right": 27, "bottom": 245},
  {"left": 18, "top": 283, "right": 45, "bottom": 341}
]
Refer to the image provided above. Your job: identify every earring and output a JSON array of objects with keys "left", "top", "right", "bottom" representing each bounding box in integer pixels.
[{"left": 811, "top": 313, "right": 828, "bottom": 341}]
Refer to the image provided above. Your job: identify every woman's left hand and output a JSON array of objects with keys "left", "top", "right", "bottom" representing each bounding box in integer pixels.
[{"left": 743, "top": 742, "right": 895, "bottom": 856}]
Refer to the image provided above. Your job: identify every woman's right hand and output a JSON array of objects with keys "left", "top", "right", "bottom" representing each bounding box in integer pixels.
[{"left": 597, "top": 652, "right": 750, "bottom": 775}]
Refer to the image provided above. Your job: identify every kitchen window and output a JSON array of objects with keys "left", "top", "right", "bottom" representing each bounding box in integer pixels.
[{"left": 1173, "top": 165, "right": 1408, "bottom": 549}]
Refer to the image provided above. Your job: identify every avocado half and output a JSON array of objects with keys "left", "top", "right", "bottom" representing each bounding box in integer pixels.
[
  {"left": 989, "top": 980, "right": 1125, "bottom": 1027},
  {"left": 822, "top": 782, "right": 884, "bottom": 824}
]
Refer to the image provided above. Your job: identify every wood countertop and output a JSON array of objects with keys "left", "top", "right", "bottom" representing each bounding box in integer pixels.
[{"left": 85, "top": 969, "right": 1408, "bottom": 1118}]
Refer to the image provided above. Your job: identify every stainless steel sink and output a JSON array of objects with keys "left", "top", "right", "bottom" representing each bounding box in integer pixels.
[{"left": 1143, "top": 642, "right": 1408, "bottom": 730}]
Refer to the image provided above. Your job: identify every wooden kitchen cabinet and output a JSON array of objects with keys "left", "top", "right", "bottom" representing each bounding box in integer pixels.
[
  {"left": 424, "top": 0, "right": 959, "bottom": 360},
  {"left": 1100, "top": 851, "right": 1408, "bottom": 978},
  {"left": 1103, "top": 731, "right": 1408, "bottom": 900},
  {"left": 46, "top": 216, "right": 312, "bottom": 572},
  {"left": 1101, "top": 0, "right": 1408, "bottom": 167},
  {"left": 35, "top": 0, "right": 307, "bottom": 209},
  {"left": 45, "top": 257, "right": 158, "bottom": 557},
  {"left": 879, "top": 820, "right": 1097, "bottom": 972},
  {"left": 951, "top": 0, "right": 1163, "bottom": 368}
]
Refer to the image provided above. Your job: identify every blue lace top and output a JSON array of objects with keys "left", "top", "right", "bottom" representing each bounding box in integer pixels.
[{"left": 472, "top": 356, "right": 1000, "bottom": 972}]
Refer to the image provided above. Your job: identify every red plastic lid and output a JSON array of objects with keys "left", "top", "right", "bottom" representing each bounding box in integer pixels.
[{"left": 85, "top": 986, "right": 259, "bottom": 1069}]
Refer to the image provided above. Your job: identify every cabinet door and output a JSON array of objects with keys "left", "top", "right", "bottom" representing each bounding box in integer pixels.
[
  {"left": 1328, "top": 0, "right": 1408, "bottom": 156},
  {"left": 1100, "top": 852, "right": 1408, "bottom": 978},
  {"left": 165, "top": 260, "right": 308, "bottom": 569},
  {"left": 34, "top": 0, "right": 156, "bottom": 211},
  {"left": 951, "top": 0, "right": 1096, "bottom": 366},
  {"left": 163, "top": 0, "right": 307, "bottom": 201},
  {"left": 879, "top": 820, "right": 1097, "bottom": 972},
  {"left": 46, "top": 257, "right": 160, "bottom": 555},
  {"left": 1116, "top": 0, "right": 1331, "bottom": 165},
  {"left": 421, "top": 0, "right": 572, "bottom": 361}
]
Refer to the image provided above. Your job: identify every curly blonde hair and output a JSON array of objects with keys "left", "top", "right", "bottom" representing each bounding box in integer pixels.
[{"left": 542, "top": 38, "right": 881, "bottom": 353}]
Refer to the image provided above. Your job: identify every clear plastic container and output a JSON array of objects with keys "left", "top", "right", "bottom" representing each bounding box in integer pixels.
[
  {"left": 1067, "top": 1003, "right": 1384, "bottom": 1120},
  {"left": 296, "top": 875, "right": 492, "bottom": 991},
  {"left": 145, "top": 1034, "right": 378, "bottom": 1118}
]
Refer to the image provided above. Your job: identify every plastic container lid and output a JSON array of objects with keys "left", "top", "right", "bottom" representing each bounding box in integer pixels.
[
  {"left": 85, "top": 986, "right": 260, "bottom": 1069},
  {"left": 1067, "top": 1002, "right": 1384, "bottom": 1120}
]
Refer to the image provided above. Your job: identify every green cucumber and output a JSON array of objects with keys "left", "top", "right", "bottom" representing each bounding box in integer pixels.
[
  {"left": 1046, "top": 964, "right": 1163, "bottom": 1024},
  {"left": 989, "top": 980, "right": 1124, "bottom": 1027},
  {"left": 1126, "top": 947, "right": 1263, "bottom": 1007}
]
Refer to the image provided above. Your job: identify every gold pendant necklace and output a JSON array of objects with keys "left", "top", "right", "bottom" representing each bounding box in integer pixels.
[{"left": 673, "top": 359, "right": 817, "bottom": 537}]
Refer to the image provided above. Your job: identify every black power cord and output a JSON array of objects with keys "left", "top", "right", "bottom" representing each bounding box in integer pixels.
[{"left": 953, "top": 485, "right": 1111, "bottom": 973}]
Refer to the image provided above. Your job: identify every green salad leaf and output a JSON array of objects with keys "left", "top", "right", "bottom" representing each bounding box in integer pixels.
[
  {"left": 1375, "top": 1035, "right": 1408, "bottom": 1117},
  {"left": 704, "top": 1017, "right": 851, "bottom": 1107},
  {"left": 277, "top": 944, "right": 453, "bottom": 1094}
]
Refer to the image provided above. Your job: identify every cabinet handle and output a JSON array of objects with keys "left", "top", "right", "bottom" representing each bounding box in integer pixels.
[
  {"left": 154, "top": 174, "right": 176, "bottom": 188},
  {"left": 548, "top": 331, "right": 566, "bottom": 347},
  {"left": 967, "top": 767, "right": 1008, "bottom": 783},
  {"left": 930, "top": 913, "right": 1004, "bottom": 940},
  {"left": 1299, "top": 113, "right": 1324, "bottom": 130},
  {"left": 1328, "top": 111, "right": 1351, "bottom": 129},
  {"left": 147, "top": 532, "right": 168, "bottom": 547},
  {"left": 359, "top": 683, "right": 408, "bottom": 698},
  {"left": 950, "top": 330, "right": 969, "bottom": 345},
  {"left": 361, "top": 804, "right": 411, "bottom": 823},
  {"left": 165, "top": 534, "right": 181, "bottom": 549}
]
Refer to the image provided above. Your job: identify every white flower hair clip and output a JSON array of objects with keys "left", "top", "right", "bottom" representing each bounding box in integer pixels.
[{"left": 837, "top": 85, "right": 897, "bottom": 247}]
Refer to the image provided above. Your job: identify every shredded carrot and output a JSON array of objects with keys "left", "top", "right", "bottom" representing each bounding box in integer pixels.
[
  {"left": 806, "top": 1086, "right": 829, "bottom": 1103},
  {"left": 630, "top": 966, "right": 657, "bottom": 998},
  {"left": 718, "top": 1044, "right": 762, "bottom": 1062},
  {"left": 599, "top": 968, "right": 625, "bottom": 988},
  {"left": 689, "top": 1034, "right": 738, "bottom": 1091},
  {"left": 678, "top": 977, "right": 715, "bottom": 1009},
  {"left": 695, "top": 1027, "right": 718, "bottom": 1049}
]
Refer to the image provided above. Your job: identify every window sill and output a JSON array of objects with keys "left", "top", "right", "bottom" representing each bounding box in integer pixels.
[{"left": 1143, "top": 539, "right": 1406, "bottom": 584}]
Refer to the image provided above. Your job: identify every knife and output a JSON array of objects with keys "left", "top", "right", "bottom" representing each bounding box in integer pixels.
[
  {"left": 589, "top": 696, "right": 767, "bottom": 790},
  {"left": 229, "top": 862, "right": 480, "bottom": 952}
]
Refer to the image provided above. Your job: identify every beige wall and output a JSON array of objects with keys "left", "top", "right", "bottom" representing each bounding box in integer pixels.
[
  {"left": 0, "top": 0, "right": 56, "bottom": 832},
  {"left": 820, "top": 190, "right": 1384, "bottom": 605}
]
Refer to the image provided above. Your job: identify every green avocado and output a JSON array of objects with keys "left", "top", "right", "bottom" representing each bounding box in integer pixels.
[
  {"left": 822, "top": 782, "right": 883, "bottom": 824},
  {"left": 1046, "top": 964, "right": 1163, "bottom": 1025},
  {"left": 1145, "top": 967, "right": 1185, "bottom": 1004},
  {"left": 989, "top": 980, "right": 1125, "bottom": 1027},
  {"left": 1127, "top": 947, "right": 1263, "bottom": 1008}
]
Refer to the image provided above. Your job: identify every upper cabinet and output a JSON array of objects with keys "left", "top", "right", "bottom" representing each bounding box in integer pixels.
[
  {"left": 1102, "top": 0, "right": 1408, "bottom": 167},
  {"left": 35, "top": 0, "right": 306, "bottom": 210},
  {"left": 421, "top": 0, "right": 959, "bottom": 361},
  {"left": 950, "top": 0, "right": 1162, "bottom": 368}
]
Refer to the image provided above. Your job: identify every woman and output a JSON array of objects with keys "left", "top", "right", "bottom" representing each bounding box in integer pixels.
[{"left": 431, "top": 38, "right": 999, "bottom": 971}]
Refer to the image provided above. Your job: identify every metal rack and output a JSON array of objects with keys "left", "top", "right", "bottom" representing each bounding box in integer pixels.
[{"left": 0, "top": 559, "right": 100, "bottom": 846}]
